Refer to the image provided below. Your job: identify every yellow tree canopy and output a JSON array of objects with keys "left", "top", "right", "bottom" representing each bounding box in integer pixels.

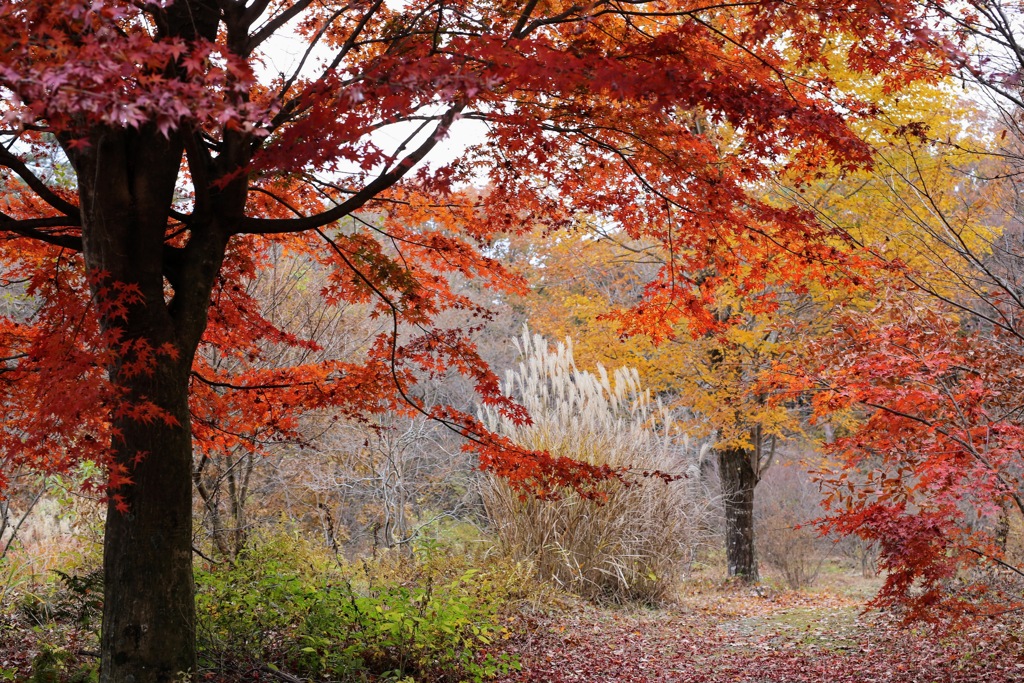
[{"left": 519, "top": 75, "right": 1009, "bottom": 452}]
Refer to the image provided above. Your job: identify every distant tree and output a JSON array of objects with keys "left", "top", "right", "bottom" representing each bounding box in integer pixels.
[
  {"left": 518, "top": 72, "right": 1004, "bottom": 586},
  {"left": 519, "top": 232, "right": 800, "bottom": 582}
]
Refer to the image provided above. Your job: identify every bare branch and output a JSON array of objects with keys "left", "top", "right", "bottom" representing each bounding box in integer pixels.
[
  {"left": 236, "top": 102, "right": 466, "bottom": 235},
  {"left": 0, "top": 214, "right": 82, "bottom": 250},
  {"left": 244, "top": 0, "right": 317, "bottom": 55},
  {"left": 0, "top": 146, "right": 80, "bottom": 219}
]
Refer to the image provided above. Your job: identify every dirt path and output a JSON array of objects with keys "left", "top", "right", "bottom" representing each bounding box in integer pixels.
[{"left": 491, "top": 589, "right": 1024, "bottom": 683}]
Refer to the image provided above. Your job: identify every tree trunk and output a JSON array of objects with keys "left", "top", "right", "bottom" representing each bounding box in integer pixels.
[
  {"left": 101, "top": 364, "right": 197, "bottom": 683},
  {"left": 718, "top": 446, "right": 759, "bottom": 582},
  {"left": 73, "top": 122, "right": 232, "bottom": 681},
  {"left": 995, "top": 497, "right": 1011, "bottom": 553}
]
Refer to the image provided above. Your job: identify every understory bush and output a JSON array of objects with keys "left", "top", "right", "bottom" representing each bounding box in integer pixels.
[
  {"left": 195, "top": 531, "right": 522, "bottom": 681},
  {"left": 756, "top": 462, "right": 829, "bottom": 589},
  {"left": 0, "top": 560, "right": 102, "bottom": 683},
  {"left": 481, "top": 329, "right": 713, "bottom": 604}
]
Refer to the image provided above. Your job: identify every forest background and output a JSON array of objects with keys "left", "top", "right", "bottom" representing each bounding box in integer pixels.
[{"left": 3, "top": 0, "right": 1024, "bottom": 681}]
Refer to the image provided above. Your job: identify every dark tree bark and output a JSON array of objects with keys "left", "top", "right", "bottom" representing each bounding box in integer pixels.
[
  {"left": 995, "top": 498, "right": 1011, "bottom": 553},
  {"left": 78, "top": 128, "right": 195, "bottom": 683},
  {"left": 73, "top": 116, "right": 238, "bottom": 680},
  {"left": 718, "top": 445, "right": 759, "bottom": 582},
  {"left": 100, "top": 365, "right": 198, "bottom": 683}
]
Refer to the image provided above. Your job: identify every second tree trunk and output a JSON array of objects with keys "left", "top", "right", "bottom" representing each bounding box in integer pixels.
[{"left": 718, "top": 445, "right": 759, "bottom": 582}]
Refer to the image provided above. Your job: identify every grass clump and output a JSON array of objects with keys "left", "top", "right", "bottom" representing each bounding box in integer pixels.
[{"left": 481, "top": 329, "right": 713, "bottom": 604}]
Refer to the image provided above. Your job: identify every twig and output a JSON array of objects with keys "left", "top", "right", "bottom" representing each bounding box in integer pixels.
[{"left": 258, "top": 666, "right": 306, "bottom": 683}]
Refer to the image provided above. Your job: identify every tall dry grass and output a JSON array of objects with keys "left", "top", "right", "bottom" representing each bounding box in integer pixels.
[{"left": 481, "top": 329, "right": 712, "bottom": 603}]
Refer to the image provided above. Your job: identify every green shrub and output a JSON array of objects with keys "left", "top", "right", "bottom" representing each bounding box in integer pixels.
[
  {"left": 195, "top": 532, "right": 520, "bottom": 681},
  {"left": 30, "top": 645, "right": 67, "bottom": 683},
  {"left": 14, "top": 567, "right": 102, "bottom": 630}
]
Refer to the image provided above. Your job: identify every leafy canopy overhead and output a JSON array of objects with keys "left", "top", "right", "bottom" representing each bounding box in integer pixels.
[{"left": 0, "top": 0, "right": 944, "bottom": 491}]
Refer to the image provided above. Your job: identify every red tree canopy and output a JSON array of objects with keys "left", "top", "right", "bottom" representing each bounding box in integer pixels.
[{"left": 0, "top": 0, "right": 945, "bottom": 492}]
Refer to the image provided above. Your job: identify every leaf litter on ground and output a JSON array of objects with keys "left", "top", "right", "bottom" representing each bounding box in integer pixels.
[{"left": 489, "top": 584, "right": 1024, "bottom": 683}]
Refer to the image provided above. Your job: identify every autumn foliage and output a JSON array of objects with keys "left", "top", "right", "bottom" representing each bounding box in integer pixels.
[
  {"left": 0, "top": 1, "right": 952, "bottom": 481},
  {"left": 0, "top": 0, "right": 985, "bottom": 678},
  {"left": 782, "top": 288, "right": 1024, "bottom": 619}
]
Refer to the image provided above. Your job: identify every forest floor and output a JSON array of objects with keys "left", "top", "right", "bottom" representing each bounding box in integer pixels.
[
  {"left": 3, "top": 564, "right": 1023, "bottom": 682},
  {"left": 491, "top": 570, "right": 1024, "bottom": 683}
]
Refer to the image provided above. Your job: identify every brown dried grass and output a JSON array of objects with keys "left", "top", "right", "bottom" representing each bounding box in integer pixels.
[{"left": 481, "top": 329, "right": 714, "bottom": 604}]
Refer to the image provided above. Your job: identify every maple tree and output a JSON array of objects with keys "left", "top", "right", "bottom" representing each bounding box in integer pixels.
[
  {"left": 774, "top": 83, "right": 1024, "bottom": 617},
  {"left": 743, "top": 76, "right": 1011, "bottom": 595},
  {"left": 791, "top": 295, "right": 1024, "bottom": 618},
  {"left": 0, "top": 0, "right": 946, "bottom": 679}
]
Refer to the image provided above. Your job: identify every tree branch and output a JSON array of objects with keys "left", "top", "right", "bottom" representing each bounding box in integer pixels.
[
  {"left": 0, "top": 214, "right": 82, "bottom": 250},
  {"left": 0, "top": 146, "right": 80, "bottom": 219},
  {"left": 244, "top": 0, "right": 317, "bottom": 55},
  {"left": 236, "top": 102, "right": 465, "bottom": 235}
]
